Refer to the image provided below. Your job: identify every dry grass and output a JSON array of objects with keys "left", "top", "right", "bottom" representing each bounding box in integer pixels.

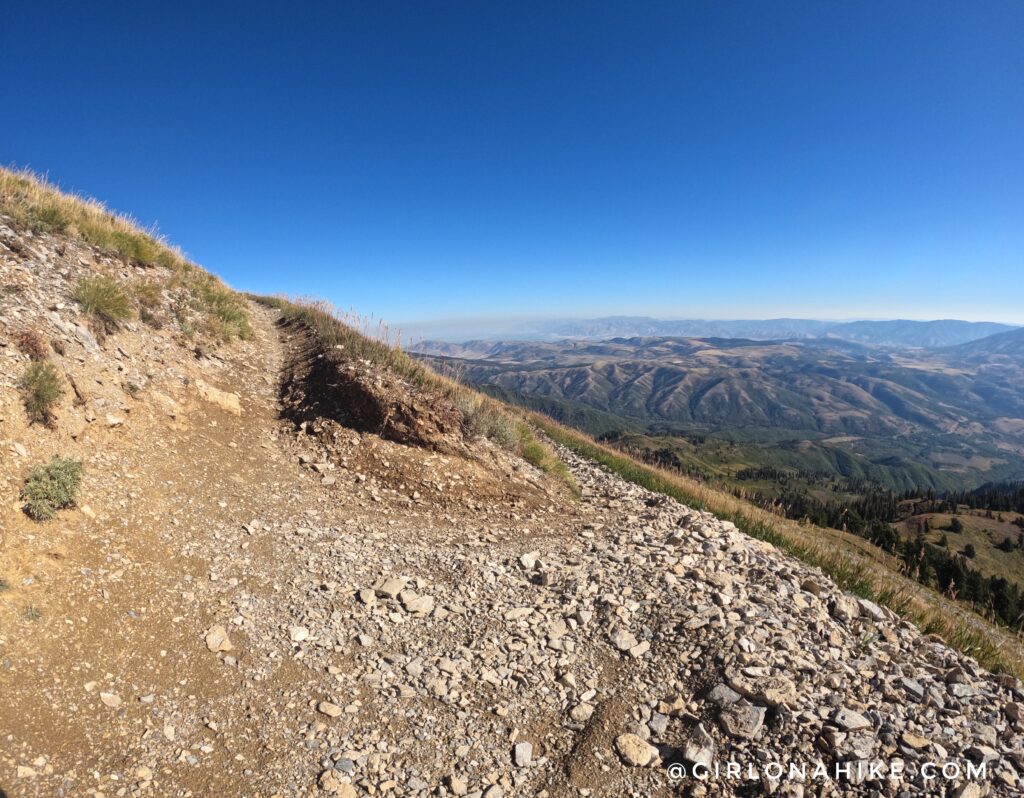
[
  {"left": 1, "top": 167, "right": 187, "bottom": 269},
  {"left": 179, "top": 274, "right": 251, "bottom": 340},
  {"left": 1, "top": 166, "right": 250, "bottom": 341},
  {"left": 535, "top": 415, "right": 1024, "bottom": 679},
  {"left": 133, "top": 280, "right": 163, "bottom": 309},
  {"left": 252, "top": 295, "right": 573, "bottom": 486}
]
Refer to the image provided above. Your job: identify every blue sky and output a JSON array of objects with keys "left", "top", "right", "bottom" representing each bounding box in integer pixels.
[{"left": 3, "top": 2, "right": 1023, "bottom": 329}]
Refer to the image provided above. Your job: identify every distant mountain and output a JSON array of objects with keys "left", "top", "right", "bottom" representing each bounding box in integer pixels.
[
  {"left": 825, "top": 319, "right": 1018, "bottom": 348},
  {"left": 507, "top": 317, "right": 835, "bottom": 341},
  {"left": 946, "top": 327, "right": 1024, "bottom": 360},
  {"left": 416, "top": 317, "right": 1019, "bottom": 350},
  {"left": 416, "top": 335, "right": 1024, "bottom": 492}
]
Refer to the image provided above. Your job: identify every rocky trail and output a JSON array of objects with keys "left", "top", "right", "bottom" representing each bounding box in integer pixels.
[{"left": 1, "top": 226, "right": 1022, "bottom": 797}]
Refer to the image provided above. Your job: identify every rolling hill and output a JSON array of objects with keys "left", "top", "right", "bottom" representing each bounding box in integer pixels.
[{"left": 415, "top": 335, "right": 1024, "bottom": 492}]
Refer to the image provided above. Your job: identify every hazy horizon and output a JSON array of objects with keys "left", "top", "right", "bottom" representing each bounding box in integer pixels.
[{"left": 397, "top": 312, "right": 1023, "bottom": 343}]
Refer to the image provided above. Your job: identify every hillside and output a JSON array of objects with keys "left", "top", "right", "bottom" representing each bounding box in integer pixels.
[
  {"left": 947, "top": 327, "right": 1024, "bottom": 360},
  {"left": 415, "top": 336, "right": 1024, "bottom": 492},
  {"left": 2, "top": 171, "right": 1024, "bottom": 796}
]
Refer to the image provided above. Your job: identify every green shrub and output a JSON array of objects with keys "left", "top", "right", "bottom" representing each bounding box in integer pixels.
[
  {"left": 134, "top": 280, "right": 163, "bottom": 309},
  {"left": 19, "top": 361, "right": 64, "bottom": 424},
  {"left": 21, "top": 456, "right": 84, "bottom": 521},
  {"left": 28, "top": 205, "right": 69, "bottom": 233},
  {"left": 195, "top": 281, "right": 251, "bottom": 340},
  {"left": 455, "top": 392, "right": 520, "bottom": 449},
  {"left": 73, "top": 275, "right": 132, "bottom": 331},
  {"left": 107, "top": 230, "right": 162, "bottom": 265}
]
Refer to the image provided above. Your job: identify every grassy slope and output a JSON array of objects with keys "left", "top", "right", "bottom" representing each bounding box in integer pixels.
[
  {"left": 898, "top": 511, "right": 1024, "bottom": 591},
  {"left": 0, "top": 167, "right": 250, "bottom": 341},
  {"left": 533, "top": 414, "right": 1024, "bottom": 679}
]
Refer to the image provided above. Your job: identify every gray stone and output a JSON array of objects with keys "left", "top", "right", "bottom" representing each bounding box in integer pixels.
[{"left": 718, "top": 704, "right": 766, "bottom": 739}]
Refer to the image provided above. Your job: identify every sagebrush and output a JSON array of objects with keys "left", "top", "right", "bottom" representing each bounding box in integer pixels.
[
  {"left": 19, "top": 361, "right": 64, "bottom": 424},
  {"left": 22, "top": 457, "right": 84, "bottom": 521}
]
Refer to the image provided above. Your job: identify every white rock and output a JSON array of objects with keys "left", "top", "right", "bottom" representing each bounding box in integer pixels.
[
  {"left": 204, "top": 625, "right": 234, "bottom": 653},
  {"left": 513, "top": 741, "right": 533, "bottom": 767},
  {"left": 615, "top": 733, "right": 658, "bottom": 767}
]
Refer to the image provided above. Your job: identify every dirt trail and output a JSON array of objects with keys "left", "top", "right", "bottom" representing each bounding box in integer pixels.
[
  {"left": 0, "top": 304, "right": 575, "bottom": 797},
  {"left": 2, "top": 304, "right": 312, "bottom": 794}
]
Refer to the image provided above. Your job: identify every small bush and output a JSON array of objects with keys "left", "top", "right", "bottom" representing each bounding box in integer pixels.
[
  {"left": 134, "top": 280, "right": 163, "bottom": 309},
  {"left": 135, "top": 281, "right": 167, "bottom": 328},
  {"left": 456, "top": 392, "right": 520, "bottom": 449},
  {"left": 28, "top": 205, "right": 69, "bottom": 233},
  {"left": 19, "top": 361, "right": 64, "bottom": 424},
  {"left": 73, "top": 275, "right": 132, "bottom": 331},
  {"left": 21, "top": 456, "right": 84, "bottom": 521},
  {"left": 108, "top": 230, "right": 162, "bottom": 265},
  {"left": 194, "top": 280, "right": 251, "bottom": 340},
  {"left": 139, "top": 307, "right": 163, "bottom": 328},
  {"left": 16, "top": 328, "right": 50, "bottom": 360}
]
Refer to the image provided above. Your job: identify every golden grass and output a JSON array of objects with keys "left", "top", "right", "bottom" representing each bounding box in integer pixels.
[
  {"left": 535, "top": 415, "right": 1024, "bottom": 679},
  {"left": 0, "top": 166, "right": 187, "bottom": 269},
  {"left": 1, "top": 166, "right": 249, "bottom": 341}
]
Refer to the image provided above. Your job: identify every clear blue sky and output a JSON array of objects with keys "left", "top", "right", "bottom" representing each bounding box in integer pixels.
[{"left": 3, "top": 2, "right": 1022, "bottom": 328}]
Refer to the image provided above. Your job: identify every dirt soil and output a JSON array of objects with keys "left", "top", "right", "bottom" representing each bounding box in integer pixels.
[{"left": 0, "top": 304, "right": 579, "bottom": 797}]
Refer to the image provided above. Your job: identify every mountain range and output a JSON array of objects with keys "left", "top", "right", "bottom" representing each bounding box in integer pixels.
[
  {"left": 415, "top": 327, "right": 1024, "bottom": 492},
  {"left": 417, "top": 317, "right": 1019, "bottom": 349}
]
